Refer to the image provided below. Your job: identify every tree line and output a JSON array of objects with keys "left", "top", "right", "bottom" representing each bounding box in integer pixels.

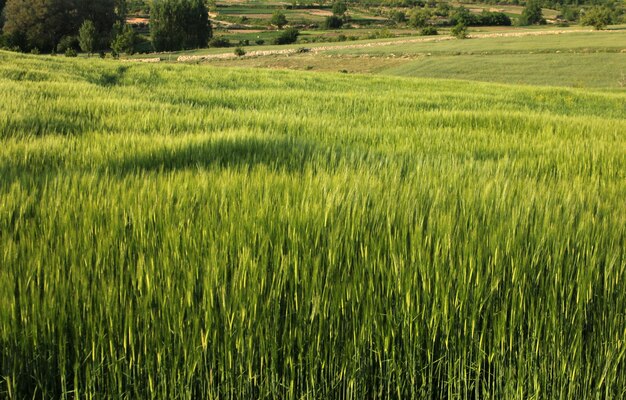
[{"left": 0, "top": 0, "right": 212, "bottom": 54}]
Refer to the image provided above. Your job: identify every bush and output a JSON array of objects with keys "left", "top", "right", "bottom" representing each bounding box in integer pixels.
[
  {"left": 209, "top": 37, "right": 230, "bottom": 48},
  {"left": 451, "top": 7, "right": 478, "bottom": 26},
  {"left": 392, "top": 11, "right": 406, "bottom": 23},
  {"left": 238, "top": 39, "right": 250, "bottom": 46},
  {"left": 420, "top": 26, "right": 438, "bottom": 35},
  {"left": 581, "top": 6, "right": 612, "bottom": 30},
  {"left": 57, "top": 36, "right": 79, "bottom": 54},
  {"left": 325, "top": 15, "right": 343, "bottom": 29},
  {"left": 270, "top": 12, "right": 288, "bottom": 29},
  {"left": 255, "top": 39, "right": 265, "bottom": 45},
  {"left": 478, "top": 12, "right": 511, "bottom": 26},
  {"left": 272, "top": 28, "right": 299, "bottom": 45},
  {"left": 234, "top": 47, "right": 245, "bottom": 57},
  {"left": 561, "top": 6, "right": 579, "bottom": 22},
  {"left": 409, "top": 9, "right": 431, "bottom": 28},
  {"left": 64, "top": 48, "right": 78, "bottom": 57},
  {"left": 451, "top": 23, "right": 468, "bottom": 39}
]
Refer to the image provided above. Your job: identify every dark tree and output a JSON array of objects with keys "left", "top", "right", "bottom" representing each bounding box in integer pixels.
[
  {"left": 115, "top": 0, "right": 128, "bottom": 23},
  {"left": 3, "top": 0, "right": 115, "bottom": 52},
  {"left": 0, "top": 0, "right": 6, "bottom": 31},
  {"left": 151, "top": 0, "right": 212, "bottom": 51}
]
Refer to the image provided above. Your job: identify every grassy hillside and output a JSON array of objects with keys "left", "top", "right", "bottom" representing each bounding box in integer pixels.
[{"left": 1, "top": 51, "right": 625, "bottom": 399}]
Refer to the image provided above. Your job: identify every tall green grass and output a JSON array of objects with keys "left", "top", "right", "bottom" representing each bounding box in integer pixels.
[{"left": 1, "top": 51, "right": 625, "bottom": 399}]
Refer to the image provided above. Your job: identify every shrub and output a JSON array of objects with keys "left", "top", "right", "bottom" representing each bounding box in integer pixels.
[
  {"left": 57, "top": 36, "right": 79, "bottom": 54},
  {"left": 255, "top": 39, "right": 265, "bottom": 45},
  {"left": 272, "top": 28, "right": 299, "bottom": 45},
  {"left": 64, "top": 48, "right": 78, "bottom": 57},
  {"left": 478, "top": 11, "right": 512, "bottom": 26},
  {"left": 325, "top": 15, "right": 343, "bottom": 29},
  {"left": 409, "top": 9, "right": 431, "bottom": 28},
  {"left": 209, "top": 37, "right": 230, "bottom": 48},
  {"left": 451, "top": 7, "right": 478, "bottom": 26},
  {"left": 234, "top": 47, "right": 245, "bottom": 57},
  {"left": 392, "top": 11, "right": 406, "bottom": 23},
  {"left": 581, "top": 6, "right": 612, "bottom": 30},
  {"left": 420, "top": 26, "right": 438, "bottom": 35},
  {"left": 270, "top": 12, "right": 288, "bottom": 29},
  {"left": 451, "top": 23, "right": 468, "bottom": 39}
]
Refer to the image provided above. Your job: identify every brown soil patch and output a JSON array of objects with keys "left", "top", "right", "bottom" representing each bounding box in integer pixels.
[{"left": 127, "top": 17, "right": 149, "bottom": 24}]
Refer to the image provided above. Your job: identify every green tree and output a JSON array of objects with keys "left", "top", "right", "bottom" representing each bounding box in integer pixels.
[
  {"left": 111, "top": 23, "right": 136, "bottom": 56},
  {"left": 581, "top": 6, "right": 612, "bottom": 30},
  {"left": 520, "top": 0, "right": 545, "bottom": 25},
  {"left": 270, "top": 11, "right": 288, "bottom": 29},
  {"left": 151, "top": 0, "right": 212, "bottom": 51},
  {"left": 79, "top": 20, "right": 97, "bottom": 56}
]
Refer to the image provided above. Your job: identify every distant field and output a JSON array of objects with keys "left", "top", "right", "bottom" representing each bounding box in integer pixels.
[
  {"left": 1, "top": 51, "right": 625, "bottom": 398},
  {"left": 188, "top": 30, "right": 626, "bottom": 89},
  {"left": 383, "top": 52, "right": 626, "bottom": 88}
]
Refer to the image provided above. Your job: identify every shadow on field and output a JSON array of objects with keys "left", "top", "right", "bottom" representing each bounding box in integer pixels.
[
  {"left": 0, "top": 136, "right": 395, "bottom": 182},
  {"left": 109, "top": 136, "right": 327, "bottom": 174}
]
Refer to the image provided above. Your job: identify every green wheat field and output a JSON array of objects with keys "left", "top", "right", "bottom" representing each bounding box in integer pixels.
[{"left": 1, "top": 51, "right": 625, "bottom": 398}]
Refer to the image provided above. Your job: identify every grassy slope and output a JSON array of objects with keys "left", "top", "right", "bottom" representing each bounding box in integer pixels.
[{"left": 1, "top": 51, "right": 625, "bottom": 398}]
